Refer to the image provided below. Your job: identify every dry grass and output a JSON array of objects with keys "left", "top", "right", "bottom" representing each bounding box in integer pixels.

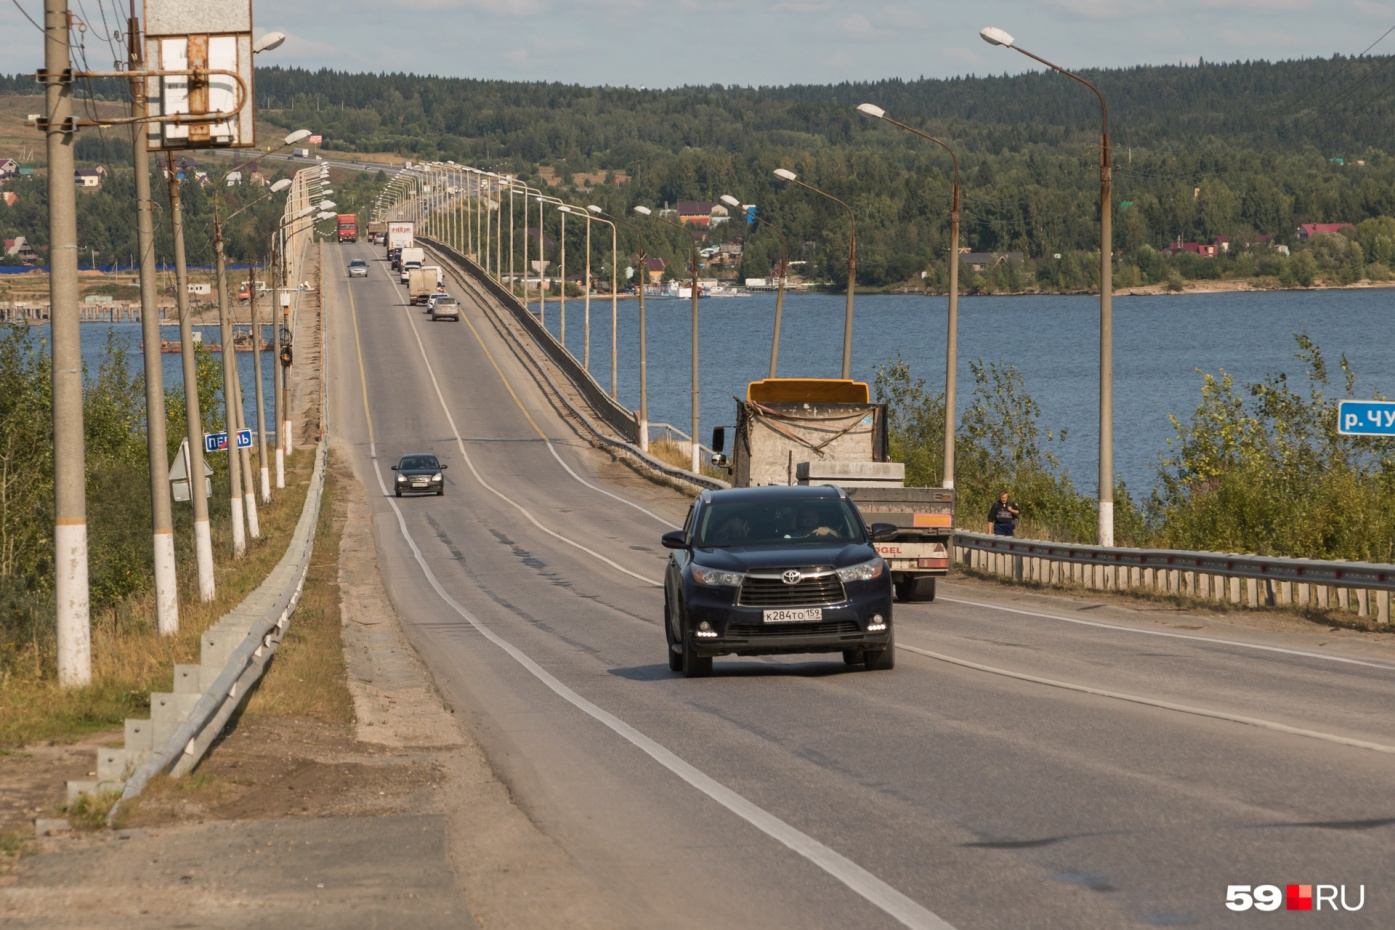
[
  {"left": 239, "top": 458, "right": 353, "bottom": 724},
  {"left": 0, "top": 451, "right": 316, "bottom": 747},
  {"left": 647, "top": 438, "right": 728, "bottom": 482}
]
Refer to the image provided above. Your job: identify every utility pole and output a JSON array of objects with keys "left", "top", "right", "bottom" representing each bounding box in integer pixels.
[
  {"left": 167, "top": 154, "right": 216, "bottom": 598},
  {"left": 44, "top": 0, "right": 91, "bottom": 685},
  {"left": 128, "top": 2, "right": 178, "bottom": 633},
  {"left": 250, "top": 261, "right": 270, "bottom": 501},
  {"left": 212, "top": 215, "right": 247, "bottom": 557}
]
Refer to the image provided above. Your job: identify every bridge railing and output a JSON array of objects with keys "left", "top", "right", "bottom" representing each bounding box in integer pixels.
[{"left": 955, "top": 531, "right": 1393, "bottom": 623}]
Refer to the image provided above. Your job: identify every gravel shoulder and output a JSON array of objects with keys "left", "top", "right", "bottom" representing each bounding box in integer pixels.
[{"left": 0, "top": 455, "right": 620, "bottom": 929}]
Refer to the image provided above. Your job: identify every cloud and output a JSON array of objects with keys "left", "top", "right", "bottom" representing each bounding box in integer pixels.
[
  {"left": 773, "top": 0, "right": 834, "bottom": 12},
  {"left": 940, "top": 46, "right": 987, "bottom": 70},
  {"left": 838, "top": 13, "right": 879, "bottom": 40},
  {"left": 1217, "top": 27, "right": 1306, "bottom": 50},
  {"left": 1353, "top": 0, "right": 1395, "bottom": 19}
]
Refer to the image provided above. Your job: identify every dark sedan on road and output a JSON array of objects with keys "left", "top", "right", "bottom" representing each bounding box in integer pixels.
[
  {"left": 662, "top": 485, "right": 897, "bottom": 677},
  {"left": 391, "top": 453, "right": 447, "bottom": 497}
]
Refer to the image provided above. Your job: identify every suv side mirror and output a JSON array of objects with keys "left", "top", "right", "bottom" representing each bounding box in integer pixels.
[
  {"left": 390, "top": 464, "right": 398, "bottom": 471},
  {"left": 661, "top": 530, "right": 688, "bottom": 550},
  {"left": 869, "top": 522, "right": 899, "bottom": 542},
  {"left": 710, "top": 426, "right": 725, "bottom": 454}
]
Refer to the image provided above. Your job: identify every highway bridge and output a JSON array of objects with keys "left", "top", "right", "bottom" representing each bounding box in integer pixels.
[{"left": 310, "top": 237, "right": 1394, "bottom": 928}]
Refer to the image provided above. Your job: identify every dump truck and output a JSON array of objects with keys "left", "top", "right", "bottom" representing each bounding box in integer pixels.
[
  {"left": 712, "top": 378, "right": 953, "bottom": 601},
  {"left": 408, "top": 265, "right": 444, "bottom": 304},
  {"left": 367, "top": 220, "right": 387, "bottom": 244},
  {"left": 337, "top": 213, "right": 357, "bottom": 243}
]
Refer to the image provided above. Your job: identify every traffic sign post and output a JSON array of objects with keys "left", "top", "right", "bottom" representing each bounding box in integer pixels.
[
  {"left": 1338, "top": 400, "right": 1395, "bottom": 436},
  {"left": 204, "top": 431, "right": 229, "bottom": 453}
]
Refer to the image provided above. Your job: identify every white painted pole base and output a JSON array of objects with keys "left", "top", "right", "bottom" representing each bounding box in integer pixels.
[
  {"left": 195, "top": 518, "right": 216, "bottom": 601},
  {"left": 231, "top": 496, "right": 246, "bottom": 557},
  {"left": 276, "top": 447, "right": 285, "bottom": 489},
  {"left": 55, "top": 522, "right": 92, "bottom": 687},
  {"left": 284, "top": 419, "right": 293, "bottom": 457},
  {"left": 1099, "top": 500, "right": 1114, "bottom": 548},
  {"left": 244, "top": 491, "right": 260, "bottom": 539},
  {"left": 639, "top": 418, "right": 649, "bottom": 453},
  {"left": 260, "top": 466, "right": 271, "bottom": 503},
  {"left": 154, "top": 530, "right": 179, "bottom": 635},
  {"left": 690, "top": 445, "right": 700, "bottom": 474}
]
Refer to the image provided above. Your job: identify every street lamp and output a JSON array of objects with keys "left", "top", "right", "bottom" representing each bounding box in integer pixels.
[
  {"left": 981, "top": 25, "right": 1114, "bottom": 545},
  {"left": 584, "top": 205, "right": 621, "bottom": 398},
  {"left": 635, "top": 204, "right": 703, "bottom": 473},
  {"left": 210, "top": 129, "right": 312, "bottom": 551},
  {"left": 590, "top": 205, "right": 648, "bottom": 449},
  {"left": 856, "top": 102, "right": 962, "bottom": 491},
  {"left": 559, "top": 204, "right": 595, "bottom": 371},
  {"left": 773, "top": 167, "right": 856, "bottom": 379},
  {"left": 719, "top": 194, "right": 788, "bottom": 378}
]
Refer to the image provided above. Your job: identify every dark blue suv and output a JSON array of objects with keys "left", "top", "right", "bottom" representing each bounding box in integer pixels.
[{"left": 661, "top": 485, "right": 897, "bottom": 677}]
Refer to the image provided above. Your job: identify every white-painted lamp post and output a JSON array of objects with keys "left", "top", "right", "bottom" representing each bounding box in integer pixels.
[{"left": 982, "top": 25, "right": 1114, "bottom": 545}]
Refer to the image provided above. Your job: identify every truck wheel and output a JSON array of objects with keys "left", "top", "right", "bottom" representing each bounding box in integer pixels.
[
  {"left": 681, "top": 625, "right": 712, "bottom": 678},
  {"left": 864, "top": 629, "right": 896, "bottom": 671},
  {"left": 896, "top": 577, "right": 936, "bottom": 602}
]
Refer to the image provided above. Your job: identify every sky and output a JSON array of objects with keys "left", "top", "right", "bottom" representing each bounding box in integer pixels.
[{"left": 1, "top": 1, "right": 1394, "bottom": 89}]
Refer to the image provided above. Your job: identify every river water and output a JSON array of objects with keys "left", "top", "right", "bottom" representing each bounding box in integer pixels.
[
  {"left": 63, "top": 288, "right": 1392, "bottom": 496},
  {"left": 535, "top": 287, "right": 1395, "bottom": 495},
  {"left": 72, "top": 322, "right": 280, "bottom": 444}
]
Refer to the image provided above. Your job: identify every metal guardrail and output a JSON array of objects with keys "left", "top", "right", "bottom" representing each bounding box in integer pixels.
[
  {"left": 66, "top": 230, "right": 332, "bottom": 822},
  {"left": 420, "top": 240, "right": 727, "bottom": 493},
  {"left": 420, "top": 235, "right": 641, "bottom": 445},
  {"left": 956, "top": 530, "right": 1394, "bottom": 622}
]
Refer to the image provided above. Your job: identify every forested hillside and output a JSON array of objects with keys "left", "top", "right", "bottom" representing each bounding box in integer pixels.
[{"left": 7, "top": 55, "right": 1395, "bottom": 287}]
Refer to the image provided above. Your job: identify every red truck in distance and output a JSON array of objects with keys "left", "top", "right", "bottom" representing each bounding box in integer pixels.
[{"left": 337, "top": 214, "right": 358, "bottom": 243}]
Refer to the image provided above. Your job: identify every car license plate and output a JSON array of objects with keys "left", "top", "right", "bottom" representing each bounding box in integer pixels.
[
  {"left": 763, "top": 608, "right": 822, "bottom": 624},
  {"left": 412, "top": 479, "right": 429, "bottom": 488}
]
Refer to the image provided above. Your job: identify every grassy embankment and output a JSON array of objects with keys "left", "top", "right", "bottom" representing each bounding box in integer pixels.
[{"left": 0, "top": 451, "right": 319, "bottom": 746}]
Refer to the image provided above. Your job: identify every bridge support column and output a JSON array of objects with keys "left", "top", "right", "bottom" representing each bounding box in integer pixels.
[
  {"left": 1377, "top": 590, "right": 1390, "bottom": 625},
  {"left": 1356, "top": 588, "right": 1370, "bottom": 617},
  {"left": 1336, "top": 587, "right": 1349, "bottom": 611}
]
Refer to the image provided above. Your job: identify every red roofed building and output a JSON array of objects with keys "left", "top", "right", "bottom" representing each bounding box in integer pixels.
[
  {"left": 676, "top": 201, "right": 729, "bottom": 228},
  {"left": 1297, "top": 222, "right": 1354, "bottom": 241}
]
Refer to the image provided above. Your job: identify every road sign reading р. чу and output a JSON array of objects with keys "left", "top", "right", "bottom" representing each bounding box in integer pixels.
[{"left": 1338, "top": 400, "right": 1395, "bottom": 437}]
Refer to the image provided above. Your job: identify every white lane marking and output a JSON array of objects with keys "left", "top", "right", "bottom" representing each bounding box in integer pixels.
[
  {"left": 404, "top": 309, "right": 659, "bottom": 586},
  {"left": 939, "top": 595, "right": 1395, "bottom": 673},
  {"left": 899, "top": 643, "right": 1395, "bottom": 755},
  {"left": 446, "top": 266, "right": 678, "bottom": 529},
  {"left": 381, "top": 271, "right": 662, "bottom": 585},
  {"left": 366, "top": 452, "right": 955, "bottom": 930}
]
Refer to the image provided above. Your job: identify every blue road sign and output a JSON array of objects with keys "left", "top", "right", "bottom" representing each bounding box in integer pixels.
[
  {"left": 236, "top": 428, "right": 253, "bottom": 449},
  {"left": 1338, "top": 400, "right": 1395, "bottom": 436},
  {"left": 204, "top": 431, "right": 229, "bottom": 453}
]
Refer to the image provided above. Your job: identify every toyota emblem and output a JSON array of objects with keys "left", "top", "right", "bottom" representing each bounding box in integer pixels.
[{"left": 781, "top": 570, "right": 802, "bottom": 585}]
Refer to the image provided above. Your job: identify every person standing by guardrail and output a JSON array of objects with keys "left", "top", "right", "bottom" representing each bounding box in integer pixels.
[{"left": 988, "top": 491, "right": 1020, "bottom": 536}]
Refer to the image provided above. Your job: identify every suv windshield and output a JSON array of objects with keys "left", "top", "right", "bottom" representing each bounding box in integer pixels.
[
  {"left": 399, "top": 455, "right": 440, "bottom": 470},
  {"left": 695, "top": 498, "right": 863, "bottom": 547}
]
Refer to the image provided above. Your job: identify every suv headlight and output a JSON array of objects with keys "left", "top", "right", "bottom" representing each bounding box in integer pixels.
[
  {"left": 836, "top": 558, "right": 885, "bottom": 583},
  {"left": 396, "top": 474, "right": 406, "bottom": 482},
  {"left": 431, "top": 473, "right": 442, "bottom": 482},
  {"left": 693, "top": 567, "right": 744, "bottom": 587}
]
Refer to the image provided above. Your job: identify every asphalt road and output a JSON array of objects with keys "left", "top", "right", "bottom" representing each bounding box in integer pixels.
[{"left": 323, "top": 239, "right": 1395, "bottom": 929}]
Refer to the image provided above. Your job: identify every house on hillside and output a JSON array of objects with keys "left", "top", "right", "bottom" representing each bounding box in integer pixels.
[
  {"left": 676, "top": 201, "right": 729, "bottom": 228},
  {"left": 959, "top": 251, "right": 1025, "bottom": 272},
  {"left": 16, "top": 166, "right": 36, "bottom": 181},
  {"left": 0, "top": 158, "right": 17, "bottom": 179},
  {"left": 1297, "top": 222, "right": 1354, "bottom": 241},
  {"left": 644, "top": 256, "right": 667, "bottom": 285},
  {"left": 75, "top": 167, "right": 104, "bottom": 189},
  {"left": 5, "top": 236, "right": 39, "bottom": 264},
  {"left": 1164, "top": 241, "right": 1217, "bottom": 258}
]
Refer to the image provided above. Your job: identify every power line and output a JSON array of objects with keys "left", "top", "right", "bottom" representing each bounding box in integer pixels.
[{"left": 8, "top": 0, "right": 42, "bottom": 33}]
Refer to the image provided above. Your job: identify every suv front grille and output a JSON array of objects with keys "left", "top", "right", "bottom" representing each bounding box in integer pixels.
[
  {"left": 737, "top": 572, "right": 846, "bottom": 607},
  {"left": 726, "top": 620, "right": 862, "bottom": 639}
]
